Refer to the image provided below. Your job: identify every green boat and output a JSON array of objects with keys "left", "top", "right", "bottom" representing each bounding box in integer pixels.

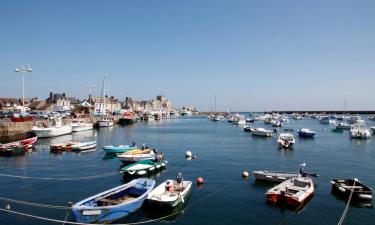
[
  {"left": 103, "top": 145, "right": 137, "bottom": 154},
  {"left": 121, "top": 159, "right": 168, "bottom": 176}
]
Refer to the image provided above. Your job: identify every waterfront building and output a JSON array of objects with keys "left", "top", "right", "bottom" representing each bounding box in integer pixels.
[
  {"left": 0, "top": 98, "right": 21, "bottom": 111},
  {"left": 88, "top": 95, "right": 122, "bottom": 114}
]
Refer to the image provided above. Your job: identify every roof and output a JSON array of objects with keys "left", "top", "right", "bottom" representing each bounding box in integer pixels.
[{"left": 0, "top": 98, "right": 20, "bottom": 107}]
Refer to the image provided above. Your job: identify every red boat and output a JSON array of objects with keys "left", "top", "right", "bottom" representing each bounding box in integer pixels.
[{"left": 0, "top": 132, "right": 38, "bottom": 153}]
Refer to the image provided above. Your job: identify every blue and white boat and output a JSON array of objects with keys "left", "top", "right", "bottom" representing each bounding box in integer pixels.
[
  {"left": 103, "top": 145, "right": 137, "bottom": 154},
  {"left": 72, "top": 178, "right": 155, "bottom": 223},
  {"left": 297, "top": 128, "right": 316, "bottom": 137}
]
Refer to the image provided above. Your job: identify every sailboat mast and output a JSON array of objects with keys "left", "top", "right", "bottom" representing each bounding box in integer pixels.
[
  {"left": 214, "top": 94, "right": 217, "bottom": 113},
  {"left": 100, "top": 75, "right": 106, "bottom": 114}
]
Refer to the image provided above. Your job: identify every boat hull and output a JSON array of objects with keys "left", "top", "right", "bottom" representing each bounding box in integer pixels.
[
  {"left": 72, "top": 124, "right": 93, "bottom": 132},
  {"left": 0, "top": 132, "right": 37, "bottom": 153},
  {"left": 103, "top": 146, "right": 137, "bottom": 154},
  {"left": 31, "top": 125, "right": 72, "bottom": 138},
  {"left": 97, "top": 121, "right": 114, "bottom": 127}
]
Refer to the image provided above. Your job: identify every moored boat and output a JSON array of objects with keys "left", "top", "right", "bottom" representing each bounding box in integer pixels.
[
  {"left": 297, "top": 128, "right": 316, "bottom": 137},
  {"left": 147, "top": 178, "right": 192, "bottom": 208},
  {"left": 97, "top": 116, "right": 114, "bottom": 127},
  {"left": 121, "top": 157, "right": 167, "bottom": 176},
  {"left": 330, "top": 178, "right": 373, "bottom": 201},
  {"left": 251, "top": 128, "right": 276, "bottom": 137},
  {"left": 277, "top": 133, "right": 295, "bottom": 149},
  {"left": 244, "top": 125, "right": 251, "bottom": 132},
  {"left": 71, "top": 120, "right": 93, "bottom": 132},
  {"left": 117, "top": 149, "right": 160, "bottom": 163},
  {"left": 72, "top": 178, "right": 155, "bottom": 223},
  {"left": 31, "top": 117, "right": 72, "bottom": 138},
  {"left": 119, "top": 112, "right": 137, "bottom": 125},
  {"left": 350, "top": 124, "right": 371, "bottom": 139},
  {"left": 72, "top": 141, "right": 97, "bottom": 151},
  {"left": 103, "top": 143, "right": 137, "bottom": 154},
  {"left": 335, "top": 123, "right": 352, "bottom": 130},
  {"left": 253, "top": 171, "right": 299, "bottom": 183},
  {"left": 0, "top": 132, "right": 37, "bottom": 154}
]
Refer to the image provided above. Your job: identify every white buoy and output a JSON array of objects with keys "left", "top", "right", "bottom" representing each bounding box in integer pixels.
[
  {"left": 185, "top": 151, "right": 192, "bottom": 158},
  {"left": 242, "top": 171, "right": 249, "bottom": 178}
]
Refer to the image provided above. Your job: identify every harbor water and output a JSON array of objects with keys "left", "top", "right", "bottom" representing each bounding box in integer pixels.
[{"left": 0, "top": 116, "right": 374, "bottom": 225}]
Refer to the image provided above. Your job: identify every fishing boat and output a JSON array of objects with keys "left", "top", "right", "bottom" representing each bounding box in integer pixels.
[
  {"left": 31, "top": 117, "right": 72, "bottom": 138},
  {"left": 250, "top": 128, "right": 275, "bottom": 137},
  {"left": 350, "top": 124, "right": 371, "bottom": 139},
  {"left": 330, "top": 178, "right": 373, "bottom": 201},
  {"left": 97, "top": 116, "right": 114, "bottom": 127},
  {"left": 103, "top": 144, "right": 137, "bottom": 154},
  {"left": 117, "top": 149, "right": 160, "bottom": 163},
  {"left": 266, "top": 175, "right": 314, "bottom": 207},
  {"left": 71, "top": 120, "right": 93, "bottom": 132},
  {"left": 72, "top": 141, "right": 97, "bottom": 151},
  {"left": 277, "top": 133, "right": 295, "bottom": 149},
  {"left": 297, "top": 128, "right": 316, "bottom": 137},
  {"left": 119, "top": 112, "right": 137, "bottom": 125},
  {"left": 0, "top": 132, "right": 37, "bottom": 154},
  {"left": 253, "top": 171, "right": 299, "bottom": 183},
  {"left": 72, "top": 178, "right": 155, "bottom": 223},
  {"left": 121, "top": 157, "right": 167, "bottom": 176},
  {"left": 147, "top": 177, "right": 192, "bottom": 207},
  {"left": 335, "top": 123, "right": 352, "bottom": 130}
]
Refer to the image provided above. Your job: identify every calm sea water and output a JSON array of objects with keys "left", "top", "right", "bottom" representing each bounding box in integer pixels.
[{"left": 0, "top": 116, "right": 374, "bottom": 225}]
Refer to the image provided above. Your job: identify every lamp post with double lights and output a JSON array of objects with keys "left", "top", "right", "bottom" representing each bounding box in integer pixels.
[{"left": 15, "top": 65, "right": 32, "bottom": 113}]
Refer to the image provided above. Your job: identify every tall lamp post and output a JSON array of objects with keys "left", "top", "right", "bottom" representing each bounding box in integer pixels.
[
  {"left": 85, "top": 84, "right": 96, "bottom": 114},
  {"left": 15, "top": 65, "right": 32, "bottom": 113}
]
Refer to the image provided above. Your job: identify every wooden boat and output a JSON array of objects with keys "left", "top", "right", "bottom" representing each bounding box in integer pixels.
[
  {"left": 147, "top": 180, "right": 192, "bottom": 207},
  {"left": 277, "top": 133, "right": 295, "bottom": 149},
  {"left": 297, "top": 128, "right": 316, "bottom": 137},
  {"left": 72, "top": 141, "right": 97, "bottom": 151},
  {"left": 118, "top": 150, "right": 161, "bottom": 163},
  {"left": 103, "top": 144, "right": 137, "bottom": 154},
  {"left": 330, "top": 178, "right": 373, "bottom": 201},
  {"left": 253, "top": 171, "right": 299, "bottom": 182},
  {"left": 50, "top": 142, "right": 80, "bottom": 152},
  {"left": 72, "top": 178, "right": 155, "bottom": 223},
  {"left": 121, "top": 158, "right": 167, "bottom": 176},
  {"left": 0, "top": 132, "right": 37, "bottom": 154},
  {"left": 266, "top": 175, "right": 314, "bottom": 206}
]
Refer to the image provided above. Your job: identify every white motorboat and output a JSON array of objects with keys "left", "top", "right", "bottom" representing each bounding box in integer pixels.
[
  {"left": 319, "top": 116, "right": 335, "bottom": 124},
  {"left": 272, "top": 120, "right": 283, "bottom": 127},
  {"left": 251, "top": 128, "right": 275, "bottom": 137},
  {"left": 350, "top": 124, "right": 371, "bottom": 139},
  {"left": 277, "top": 133, "right": 295, "bottom": 149},
  {"left": 291, "top": 114, "right": 303, "bottom": 120},
  {"left": 233, "top": 118, "right": 246, "bottom": 125},
  {"left": 335, "top": 123, "right": 352, "bottom": 130},
  {"left": 97, "top": 116, "right": 114, "bottom": 127},
  {"left": 147, "top": 175, "right": 192, "bottom": 207},
  {"left": 31, "top": 117, "right": 72, "bottom": 138},
  {"left": 71, "top": 120, "right": 94, "bottom": 132}
]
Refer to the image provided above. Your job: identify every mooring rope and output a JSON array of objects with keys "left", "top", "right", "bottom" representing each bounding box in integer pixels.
[
  {"left": 0, "top": 196, "right": 71, "bottom": 210},
  {"left": 0, "top": 172, "right": 118, "bottom": 180},
  {"left": 337, "top": 180, "right": 356, "bottom": 225},
  {"left": 0, "top": 183, "right": 233, "bottom": 225}
]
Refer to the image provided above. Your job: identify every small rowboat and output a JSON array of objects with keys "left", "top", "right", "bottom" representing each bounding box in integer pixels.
[
  {"left": 266, "top": 176, "right": 314, "bottom": 207},
  {"left": 253, "top": 171, "right": 299, "bottom": 183},
  {"left": 50, "top": 142, "right": 80, "bottom": 152},
  {"left": 147, "top": 180, "right": 192, "bottom": 207},
  {"left": 117, "top": 149, "right": 159, "bottom": 163},
  {"left": 330, "top": 178, "right": 373, "bottom": 201},
  {"left": 103, "top": 145, "right": 137, "bottom": 154},
  {"left": 121, "top": 159, "right": 167, "bottom": 176},
  {"left": 0, "top": 132, "right": 37, "bottom": 154},
  {"left": 72, "top": 178, "right": 155, "bottom": 223},
  {"left": 72, "top": 141, "right": 97, "bottom": 151}
]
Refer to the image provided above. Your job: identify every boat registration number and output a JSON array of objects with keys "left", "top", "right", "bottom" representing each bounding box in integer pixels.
[{"left": 82, "top": 210, "right": 102, "bottom": 216}]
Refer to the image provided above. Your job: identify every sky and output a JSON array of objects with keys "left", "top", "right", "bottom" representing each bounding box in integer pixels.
[{"left": 0, "top": 0, "right": 374, "bottom": 111}]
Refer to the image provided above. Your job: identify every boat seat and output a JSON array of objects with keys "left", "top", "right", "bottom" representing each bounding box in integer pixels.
[
  {"left": 341, "top": 185, "right": 363, "bottom": 189},
  {"left": 97, "top": 198, "right": 122, "bottom": 205}
]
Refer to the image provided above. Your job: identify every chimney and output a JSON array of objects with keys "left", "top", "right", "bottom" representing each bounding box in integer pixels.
[
  {"left": 62, "top": 93, "right": 66, "bottom": 98},
  {"left": 49, "top": 92, "right": 53, "bottom": 99}
]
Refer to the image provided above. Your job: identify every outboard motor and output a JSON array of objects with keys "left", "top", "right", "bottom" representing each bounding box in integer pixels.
[{"left": 176, "top": 172, "right": 183, "bottom": 184}]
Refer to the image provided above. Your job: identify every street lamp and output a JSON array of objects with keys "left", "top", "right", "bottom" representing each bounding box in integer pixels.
[{"left": 15, "top": 65, "right": 32, "bottom": 113}]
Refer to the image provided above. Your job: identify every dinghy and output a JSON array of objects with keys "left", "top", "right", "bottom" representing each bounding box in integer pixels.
[
  {"left": 330, "top": 178, "right": 373, "bottom": 201},
  {"left": 72, "top": 178, "right": 155, "bottom": 223},
  {"left": 121, "top": 158, "right": 167, "bottom": 176},
  {"left": 72, "top": 141, "right": 97, "bottom": 151},
  {"left": 103, "top": 144, "right": 137, "bottom": 154},
  {"left": 253, "top": 171, "right": 299, "bottom": 183},
  {"left": 147, "top": 174, "right": 192, "bottom": 207},
  {"left": 117, "top": 149, "right": 160, "bottom": 163}
]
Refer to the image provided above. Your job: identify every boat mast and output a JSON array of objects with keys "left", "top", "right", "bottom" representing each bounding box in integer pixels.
[
  {"left": 100, "top": 75, "right": 106, "bottom": 114},
  {"left": 214, "top": 94, "right": 217, "bottom": 114}
]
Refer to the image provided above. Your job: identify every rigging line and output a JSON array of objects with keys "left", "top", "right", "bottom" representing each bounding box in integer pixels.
[
  {"left": 337, "top": 180, "right": 356, "bottom": 225},
  {"left": 0, "top": 172, "right": 118, "bottom": 180}
]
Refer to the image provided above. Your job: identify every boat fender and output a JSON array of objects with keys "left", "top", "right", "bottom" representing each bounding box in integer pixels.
[
  {"left": 338, "top": 187, "right": 346, "bottom": 192},
  {"left": 242, "top": 171, "right": 249, "bottom": 178},
  {"left": 358, "top": 194, "right": 373, "bottom": 200},
  {"left": 329, "top": 181, "right": 335, "bottom": 185},
  {"left": 185, "top": 151, "right": 192, "bottom": 158}
]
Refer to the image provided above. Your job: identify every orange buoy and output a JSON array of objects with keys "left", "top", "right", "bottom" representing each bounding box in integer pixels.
[{"left": 197, "top": 177, "right": 204, "bottom": 184}]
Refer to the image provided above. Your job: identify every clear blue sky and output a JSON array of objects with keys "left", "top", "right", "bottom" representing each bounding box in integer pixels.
[{"left": 1, "top": 0, "right": 374, "bottom": 111}]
